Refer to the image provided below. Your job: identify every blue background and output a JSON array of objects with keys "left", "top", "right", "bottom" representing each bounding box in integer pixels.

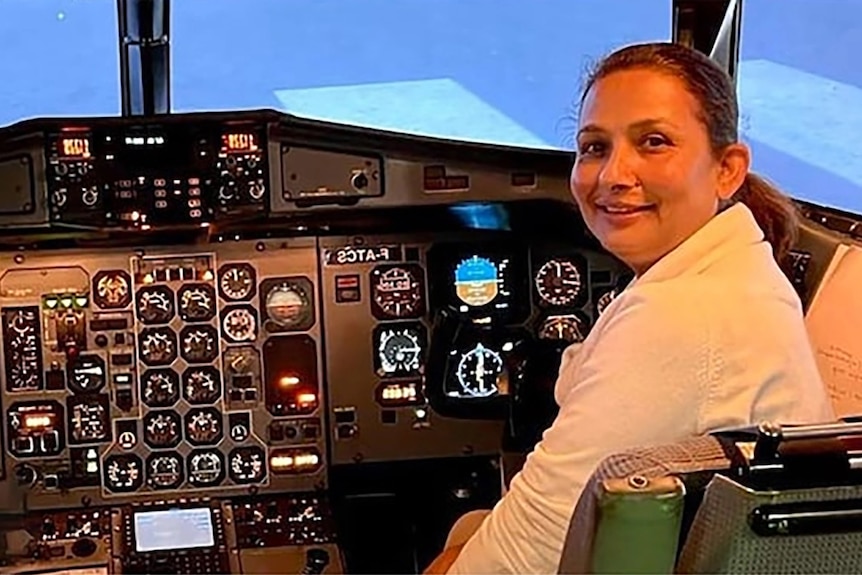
[{"left": 1, "top": 0, "right": 859, "bottom": 213}]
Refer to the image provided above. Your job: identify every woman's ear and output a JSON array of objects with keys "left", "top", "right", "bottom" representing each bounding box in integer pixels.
[{"left": 716, "top": 142, "right": 750, "bottom": 201}]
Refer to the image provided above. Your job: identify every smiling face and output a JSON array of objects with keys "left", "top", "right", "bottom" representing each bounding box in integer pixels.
[{"left": 570, "top": 68, "right": 748, "bottom": 274}]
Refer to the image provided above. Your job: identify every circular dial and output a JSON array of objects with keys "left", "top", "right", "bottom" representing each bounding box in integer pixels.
[
  {"left": 185, "top": 408, "right": 223, "bottom": 446},
  {"left": 6, "top": 309, "right": 41, "bottom": 391},
  {"left": 136, "top": 286, "right": 174, "bottom": 324},
  {"left": 371, "top": 265, "right": 425, "bottom": 318},
  {"left": 218, "top": 263, "right": 256, "bottom": 301},
  {"left": 67, "top": 355, "right": 106, "bottom": 393},
  {"left": 188, "top": 449, "right": 225, "bottom": 487},
  {"left": 179, "top": 325, "right": 219, "bottom": 364},
  {"left": 146, "top": 452, "right": 183, "bottom": 490},
  {"left": 538, "top": 315, "right": 587, "bottom": 343},
  {"left": 229, "top": 446, "right": 267, "bottom": 484},
  {"left": 222, "top": 306, "right": 257, "bottom": 343},
  {"left": 141, "top": 369, "right": 180, "bottom": 407},
  {"left": 376, "top": 326, "right": 423, "bottom": 376},
  {"left": 103, "top": 454, "right": 143, "bottom": 493},
  {"left": 455, "top": 344, "right": 503, "bottom": 398},
  {"left": 143, "top": 410, "right": 182, "bottom": 449},
  {"left": 535, "top": 258, "right": 583, "bottom": 307},
  {"left": 93, "top": 270, "right": 132, "bottom": 309},
  {"left": 178, "top": 283, "right": 217, "bottom": 322},
  {"left": 264, "top": 283, "right": 310, "bottom": 328},
  {"left": 596, "top": 289, "right": 618, "bottom": 316},
  {"left": 183, "top": 366, "right": 221, "bottom": 404},
  {"left": 138, "top": 327, "right": 177, "bottom": 366}
]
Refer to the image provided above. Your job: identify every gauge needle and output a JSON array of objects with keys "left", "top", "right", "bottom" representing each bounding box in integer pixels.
[{"left": 476, "top": 351, "right": 485, "bottom": 391}]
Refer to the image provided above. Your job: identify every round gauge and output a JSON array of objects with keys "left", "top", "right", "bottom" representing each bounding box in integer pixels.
[
  {"left": 68, "top": 398, "right": 110, "bottom": 443},
  {"left": 92, "top": 270, "right": 132, "bottom": 309},
  {"left": 138, "top": 327, "right": 177, "bottom": 366},
  {"left": 221, "top": 306, "right": 257, "bottom": 343},
  {"left": 135, "top": 286, "right": 174, "bottom": 324},
  {"left": 179, "top": 325, "right": 219, "bottom": 364},
  {"left": 67, "top": 354, "right": 107, "bottom": 393},
  {"left": 177, "top": 283, "right": 217, "bottom": 322},
  {"left": 230, "top": 422, "right": 250, "bottom": 442},
  {"left": 223, "top": 345, "right": 259, "bottom": 376},
  {"left": 228, "top": 446, "right": 267, "bottom": 484},
  {"left": 118, "top": 431, "right": 136, "bottom": 450},
  {"left": 375, "top": 325, "right": 424, "bottom": 376},
  {"left": 6, "top": 310, "right": 40, "bottom": 391},
  {"left": 218, "top": 263, "right": 256, "bottom": 302},
  {"left": 183, "top": 366, "right": 221, "bottom": 404},
  {"left": 370, "top": 265, "right": 425, "bottom": 319},
  {"left": 146, "top": 452, "right": 184, "bottom": 490},
  {"left": 455, "top": 343, "right": 503, "bottom": 398},
  {"left": 538, "top": 315, "right": 588, "bottom": 343},
  {"left": 264, "top": 282, "right": 311, "bottom": 329},
  {"left": 103, "top": 454, "right": 144, "bottom": 493},
  {"left": 141, "top": 369, "right": 180, "bottom": 408},
  {"left": 187, "top": 449, "right": 225, "bottom": 487},
  {"left": 596, "top": 289, "right": 619, "bottom": 316},
  {"left": 9, "top": 309, "right": 37, "bottom": 335},
  {"left": 535, "top": 258, "right": 583, "bottom": 307},
  {"left": 143, "top": 410, "right": 182, "bottom": 449},
  {"left": 454, "top": 256, "right": 500, "bottom": 307},
  {"left": 185, "top": 408, "right": 223, "bottom": 446}
]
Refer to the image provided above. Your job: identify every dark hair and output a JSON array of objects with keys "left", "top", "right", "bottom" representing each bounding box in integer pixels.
[{"left": 579, "top": 42, "right": 799, "bottom": 263}]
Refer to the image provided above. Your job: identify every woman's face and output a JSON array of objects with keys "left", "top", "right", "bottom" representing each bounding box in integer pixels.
[{"left": 570, "top": 68, "right": 748, "bottom": 274}]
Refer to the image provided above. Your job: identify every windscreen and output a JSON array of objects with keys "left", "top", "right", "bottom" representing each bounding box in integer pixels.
[
  {"left": 1, "top": 0, "right": 858, "bottom": 213},
  {"left": 738, "top": 0, "right": 862, "bottom": 214}
]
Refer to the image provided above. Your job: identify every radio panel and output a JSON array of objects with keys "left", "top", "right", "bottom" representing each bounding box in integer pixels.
[{"left": 44, "top": 122, "right": 268, "bottom": 229}]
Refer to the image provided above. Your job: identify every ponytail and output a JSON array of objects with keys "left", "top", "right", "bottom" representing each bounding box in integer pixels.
[{"left": 735, "top": 172, "right": 800, "bottom": 265}]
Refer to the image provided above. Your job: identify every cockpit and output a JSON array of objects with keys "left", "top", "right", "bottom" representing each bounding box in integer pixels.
[{"left": 0, "top": 1, "right": 860, "bottom": 574}]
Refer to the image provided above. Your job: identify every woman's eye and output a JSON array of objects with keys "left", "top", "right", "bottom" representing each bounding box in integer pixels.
[
  {"left": 643, "top": 134, "right": 670, "bottom": 148},
  {"left": 578, "top": 142, "right": 604, "bottom": 156}
]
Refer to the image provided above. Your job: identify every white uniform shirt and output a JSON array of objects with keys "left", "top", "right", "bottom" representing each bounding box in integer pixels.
[{"left": 448, "top": 203, "right": 835, "bottom": 574}]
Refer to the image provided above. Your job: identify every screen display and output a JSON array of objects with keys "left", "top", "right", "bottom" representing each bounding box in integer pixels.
[
  {"left": 104, "top": 126, "right": 198, "bottom": 173},
  {"left": 134, "top": 507, "right": 215, "bottom": 553},
  {"left": 454, "top": 255, "right": 510, "bottom": 311},
  {"left": 222, "top": 133, "right": 259, "bottom": 153},
  {"left": 427, "top": 242, "right": 529, "bottom": 324},
  {"left": 58, "top": 136, "right": 92, "bottom": 159}
]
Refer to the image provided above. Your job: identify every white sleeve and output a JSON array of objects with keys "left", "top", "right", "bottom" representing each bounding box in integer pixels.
[{"left": 447, "top": 287, "right": 713, "bottom": 574}]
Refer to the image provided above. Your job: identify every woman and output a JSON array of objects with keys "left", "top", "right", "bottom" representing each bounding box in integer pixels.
[{"left": 426, "top": 41, "right": 834, "bottom": 574}]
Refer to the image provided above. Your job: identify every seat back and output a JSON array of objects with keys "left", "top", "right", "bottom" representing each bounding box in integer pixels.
[
  {"left": 678, "top": 421, "right": 862, "bottom": 573},
  {"left": 803, "top": 239, "right": 862, "bottom": 418},
  {"left": 557, "top": 436, "right": 731, "bottom": 574},
  {"left": 563, "top": 422, "right": 862, "bottom": 574},
  {"left": 787, "top": 216, "right": 843, "bottom": 312},
  {"left": 677, "top": 474, "right": 862, "bottom": 573}
]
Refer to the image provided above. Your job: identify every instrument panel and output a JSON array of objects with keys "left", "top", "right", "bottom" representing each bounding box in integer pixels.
[
  {"left": 0, "top": 239, "right": 327, "bottom": 511},
  {"left": 320, "top": 234, "right": 626, "bottom": 464},
  {"left": 0, "top": 232, "right": 627, "bottom": 508}
]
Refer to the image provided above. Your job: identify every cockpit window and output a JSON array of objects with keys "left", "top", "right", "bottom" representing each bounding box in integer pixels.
[
  {"left": 0, "top": 0, "right": 860, "bottom": 214},
  {"left": 0, "top": 0, "right": 119, "bottom": 123},
  {"left": 739, "top": 0, "right": 862, "bottom": 214},
  {"left": 171, "top": 0, "right": 671, "bottom": 150}
]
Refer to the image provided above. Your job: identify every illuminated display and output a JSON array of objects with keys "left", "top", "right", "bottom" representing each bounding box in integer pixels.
[
  {"left": 58, "top": 136, "right": 91, "bottom": 158},
  {"left": 453, "top": 255, "right": 509, "bottom": 310},
  {"left": 222, "top": 133, "right": 258, "bottom": 152},
  {"left": 427, "top": 242, "right": 530, "bottom": 324}
]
